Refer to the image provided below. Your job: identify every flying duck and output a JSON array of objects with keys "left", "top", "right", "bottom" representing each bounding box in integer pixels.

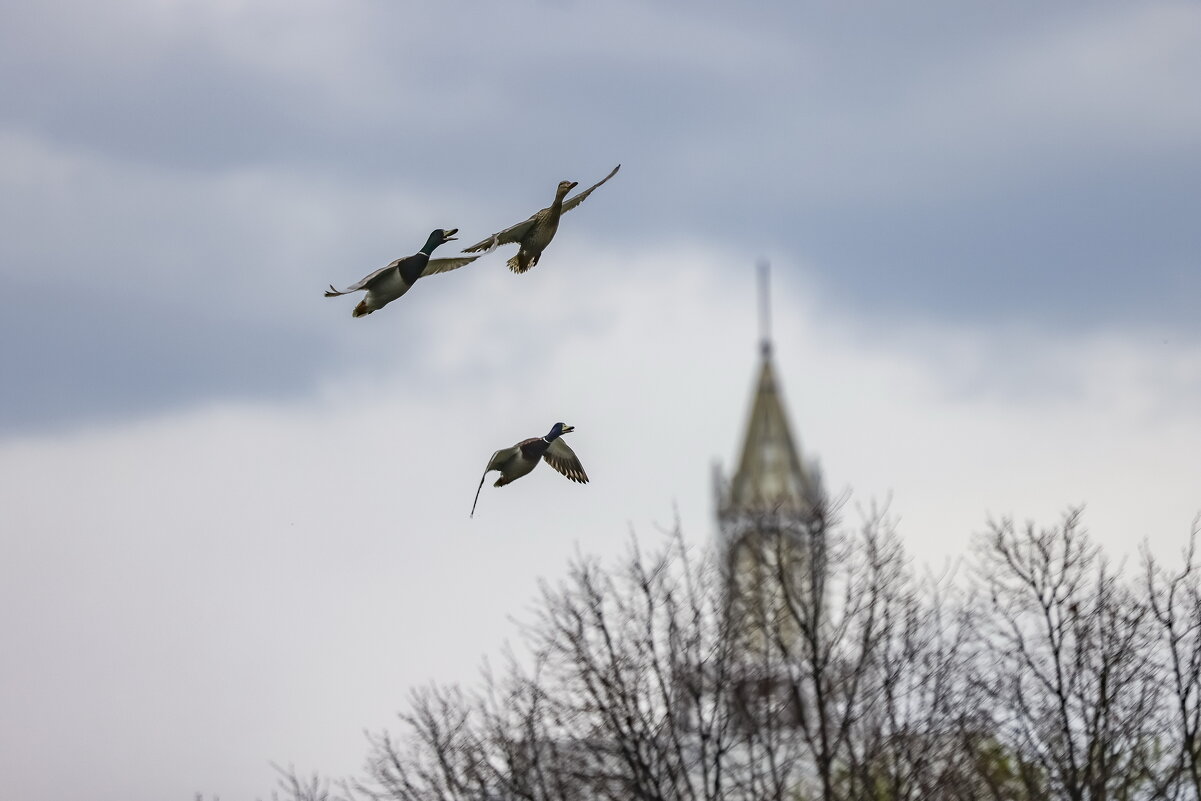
[
  {"left": 461, "top": 164, "right": 620, "bottom": 274},
  {"left": 471, "top": 422, "right": 589, "bottom": 517},
  {"left": 324, "top": 228, "right": 479, "bottom": 317}
]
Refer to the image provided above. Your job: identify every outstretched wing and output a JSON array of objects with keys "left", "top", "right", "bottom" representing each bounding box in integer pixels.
[
  {"left": 421, "top": 253, "right": 482, "bottom": 278},
  {"left": 543, "top": 438, "right": 589, "bottom": 484},
  {"left": 461, "top": 217, "right": 539, "bottom": 253},
  {"left": 561, "top": 164, "right": 620, "bottom": 214},
  {"left": 324, "top": 260, "right": 400, "bottom": 297}
]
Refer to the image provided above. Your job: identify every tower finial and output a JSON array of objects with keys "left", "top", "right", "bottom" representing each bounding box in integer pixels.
[{"left": 757, "top": 260, "right": 772, "bottom": 357}]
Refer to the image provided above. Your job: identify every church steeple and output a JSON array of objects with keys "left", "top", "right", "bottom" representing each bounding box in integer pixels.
[
  {"left": 716, "top": 263, "right": 822, "bottom": 527},
  {"left": 723, "top": 355, "right": 821, "bottom": 517},
  {"left": 714, "top": 263, "right": 825, "bottom": 657}
]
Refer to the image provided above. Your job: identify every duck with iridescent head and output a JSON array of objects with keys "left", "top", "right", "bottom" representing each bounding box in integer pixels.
[
  {"left": 324, "top": 228, "right": 480, "bottom": 317},
  {"left": 471, "top": 422, "right": 589, "bottom": 517}
]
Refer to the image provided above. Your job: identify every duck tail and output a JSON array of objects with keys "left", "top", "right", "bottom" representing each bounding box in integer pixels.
[{"left": 508, "top": 253, "right": 532, "bottom": 274}]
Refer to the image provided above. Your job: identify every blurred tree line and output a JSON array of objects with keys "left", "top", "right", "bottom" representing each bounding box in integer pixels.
[{"left": 275, "top": 505, "right": 1201, "bottom": 801}]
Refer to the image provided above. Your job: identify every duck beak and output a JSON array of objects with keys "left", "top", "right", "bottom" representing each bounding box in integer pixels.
[
  {"left": 561, "top": 425, "right": 575, "bottom": 434},
  {"left": 444, "top": 228, "right": 459, "bottom": 241},
  {"left": 568, "top": 181, "right": 579, "bottom": 191}
]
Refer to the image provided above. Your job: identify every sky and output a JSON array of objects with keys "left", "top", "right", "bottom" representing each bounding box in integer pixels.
[{"left": 1, "top": 1, "right": 1199, "bottom": 799}]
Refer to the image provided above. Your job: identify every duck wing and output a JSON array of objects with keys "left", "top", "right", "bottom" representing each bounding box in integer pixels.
[
  {"left": 421, "top": 253, "right": 482, "bottom": 277},
  {"left": 543, "top": 438, "right": 589, "bottom": 484},
  {"left": 561, "top": 164, "right": 620, "bottom": 214},
  {"left": 323, "top": 259, "right": 401, "bottom": 297},
  {"left": 461, "top": 217, "right": 539, "bottom": 254}
]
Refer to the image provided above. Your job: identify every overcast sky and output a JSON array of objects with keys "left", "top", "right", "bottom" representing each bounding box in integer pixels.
[{"left": 2, "top": 2, "right": 1199, "bottom": 799}]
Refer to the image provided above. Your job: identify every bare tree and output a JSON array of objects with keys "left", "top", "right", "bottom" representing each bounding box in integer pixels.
[
  {"left": 1143, "top": 519, "right": 1201, "bottom": 800},
  {"left": 756, "top": 505, "right": 980, "bottom": 801},
  {"left": 271, "top": 508, "right": 1201, "bottom": 801},
  {"left": 267, "top": 765, "right": 338, "bottom": 801},
  {"left": 349, "top": 529, "right": 750, "bottom": 801},
  {"left": 343, "top": 509, "right": 978, "bottom": 801},
  {"left": 766, "top": 505, "right": 899, "bottom": 801},
  {"left": 848, "top": 570, "right": 979, "bottom": 801},
  {"left": 970, "top": 509, "right": 1163, "bottom": 801}
]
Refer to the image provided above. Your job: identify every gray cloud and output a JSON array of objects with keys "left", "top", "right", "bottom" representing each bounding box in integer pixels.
[{"left": 1, "top": 0, "right": 1198, "bottom": 432}]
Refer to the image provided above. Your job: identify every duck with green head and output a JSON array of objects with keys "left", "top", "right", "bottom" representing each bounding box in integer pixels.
[
  {"left": 324, "top": 228, "right": 479, "bottom": 317},
  {"left": 471, "top": 422, "right": 589, "bottom": 517}
]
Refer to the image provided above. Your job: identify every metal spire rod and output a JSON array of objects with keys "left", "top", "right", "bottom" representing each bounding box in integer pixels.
[{"left": 757, "top": 260, "right": 772, "bottom": 356}]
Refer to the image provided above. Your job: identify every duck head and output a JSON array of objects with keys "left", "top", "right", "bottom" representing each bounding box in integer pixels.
[
  {"left": 422, "top": 228, "right": 458, "bottom": 254},
  {"left": 547, "top": 422, "right": 575, "bottom": 440},
  {"left": 555, "top": 180, "right": 578, "bottom": 198}
]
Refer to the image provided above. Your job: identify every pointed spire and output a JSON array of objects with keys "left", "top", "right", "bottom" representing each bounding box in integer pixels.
[
  {"left": 725, "top": 356, "right": 818, "bottom": 514},
  {"left": 758, "top": 260, "right": 772, "bottom": 359},
  {"left": 716, "top": 262, "right": 822, "bottom": 521}
]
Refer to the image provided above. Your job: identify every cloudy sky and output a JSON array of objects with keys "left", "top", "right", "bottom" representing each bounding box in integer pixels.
[{"left": 2, "top": 1, "right": 1199, "bottom": 799}]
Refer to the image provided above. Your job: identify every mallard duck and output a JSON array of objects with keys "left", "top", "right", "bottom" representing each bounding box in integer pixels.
[
  {"left": 471, "top": 422, "right": 589, "bottom": 517},
  {"left": 324, "top": 228, "right": 479, "bottom": 317},
  {"left": 462, "top": 164, "right": 620, "bottom": 273}
]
